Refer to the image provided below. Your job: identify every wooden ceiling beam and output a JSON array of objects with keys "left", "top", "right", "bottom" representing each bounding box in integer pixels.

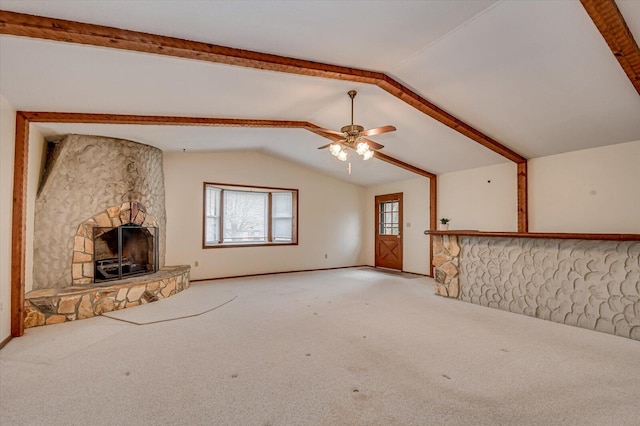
[
  {"left": 21, "top": 112, "right": 311, "bottom": 128},
  {"left": 372, "top": 152, "right": 436, "bottom": 180},
  {"left": 0, "top": 10, "right": 526, "bottom": 163},
  {"left": 21, "top": 111, "right": 438, "bottom": 180},
  {"left": 580, "top": 0, "right": 640, "bottom": 95}
]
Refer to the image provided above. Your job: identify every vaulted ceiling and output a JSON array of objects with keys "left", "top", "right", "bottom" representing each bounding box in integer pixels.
[{"left": 1, "top": 0, "right": 639, "bottom": 186}]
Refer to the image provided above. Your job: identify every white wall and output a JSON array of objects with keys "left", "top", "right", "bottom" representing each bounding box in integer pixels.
[
  {"left": 24, "top": 127, "right": 45, "bottom": 293},
  {"left": 164, "top": 151, "right": 366, "bottom": 279},
  {"left": 0, "top": 95, "right": 16, "bottom": 341},
  {"left": 438, "top": 162, "right": 518, "bottom": 232},
  {"left": 362, "top": 177, "right": 431, "bottom": 275},
  {"left": 529, "top": 140, "right": 640, "bottom": 233},
  {"left": 437, "top": 140, "right": 640, "bottom": 234}
]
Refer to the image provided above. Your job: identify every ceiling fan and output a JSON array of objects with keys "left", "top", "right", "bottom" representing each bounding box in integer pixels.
[{"left": 317, "top": 90, "right": 396, "bottom": 162}]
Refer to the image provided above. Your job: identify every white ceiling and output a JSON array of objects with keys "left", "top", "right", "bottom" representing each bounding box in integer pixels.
[{"left": 1, "top": 0, "right": 639, "bottom": 186}]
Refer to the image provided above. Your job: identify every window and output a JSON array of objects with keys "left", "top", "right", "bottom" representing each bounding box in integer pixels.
[
  {"left": 379, "top": 200, "right": 400, "bottom": 236},
  {"left": 204, "top": 183, "right": 298, "bottom": 247}
]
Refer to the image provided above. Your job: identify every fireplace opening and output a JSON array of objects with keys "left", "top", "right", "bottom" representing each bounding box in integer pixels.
[{"left": 93, "top": 225, "right": 159, "bottom": 283}]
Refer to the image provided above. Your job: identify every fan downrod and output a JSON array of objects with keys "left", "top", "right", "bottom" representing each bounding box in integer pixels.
[{"left": 342, "top": 90, "right": 363, "bottom": 136}]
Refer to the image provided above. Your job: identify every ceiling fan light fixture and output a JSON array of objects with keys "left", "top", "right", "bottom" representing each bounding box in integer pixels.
[
  {"left": 356, "top": 141, "right": 369, "bottom": 155},
  {"left": 329, "top": 143, "right": 342, "bottom": 156},
  {"left": 317, "top": 90, "right": 396, "bottom": 170}
]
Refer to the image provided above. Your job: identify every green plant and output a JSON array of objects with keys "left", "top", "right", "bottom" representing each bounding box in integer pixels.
[{"left": 439, "top": 218, "right": 450, "bottom": 225}]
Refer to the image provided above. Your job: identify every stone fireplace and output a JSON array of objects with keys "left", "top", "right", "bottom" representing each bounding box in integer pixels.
[
  {"left": 72, "top": 201, "right": 159, "bottom": 285},
  {"left": 24, "top": 134, "right": 190, "bottom": 328},
  {"left": 33, "top": 134, "right": 167, "bottom": 290},
  {"left": 93, "top": 223, "right": 157, "bottom": 282}
]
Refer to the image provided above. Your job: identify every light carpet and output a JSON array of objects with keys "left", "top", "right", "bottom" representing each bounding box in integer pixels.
[
  {"left": 102, "top": 283, "right": 236, "bottom": 324},
  {"left": 358, "top": 266, "right": 424, "bottom": 279},
  {"left": 1, "top": 269, "right": 639, "bottom": 425}
]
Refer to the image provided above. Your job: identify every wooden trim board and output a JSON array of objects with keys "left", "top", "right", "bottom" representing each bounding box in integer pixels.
[
  {"left": 429, "top": 176, "right": 437, "bottom": 278},
  {"left": 425, "top": 230, "right": 640, "bottom": 241},
  {"left": 517, "top": 162, "right": 528, "bottom": 233},
  {"left": 10, "top": 113, "right": 29, "bottom": 337},
  {"left": 0, "top": 334, "right": 12, "bottom": 350}
]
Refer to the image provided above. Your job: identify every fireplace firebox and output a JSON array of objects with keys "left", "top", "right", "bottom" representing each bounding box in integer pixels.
[{"left": 93, "top": 225, "right": 159, "bottom": 283}]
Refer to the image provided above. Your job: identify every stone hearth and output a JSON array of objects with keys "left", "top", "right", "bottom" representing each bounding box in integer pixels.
[{"left": 24, "top": 266, "right": 190, "bottom": 328}]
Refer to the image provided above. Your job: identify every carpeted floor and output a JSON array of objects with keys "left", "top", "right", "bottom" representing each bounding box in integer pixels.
[
  {"left": 1, "top": 269, "right": 639, "bottom": 425},
  {"left": 102, "top": 283, "right": 237, "bottom": 325},
  {"left": 358, "top": 266, "right": 424, "bottom": 279}
]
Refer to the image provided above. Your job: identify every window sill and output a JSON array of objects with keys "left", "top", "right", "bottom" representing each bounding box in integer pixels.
[{"left": 203, "top": 242, "right": 298, "bottom": 249}]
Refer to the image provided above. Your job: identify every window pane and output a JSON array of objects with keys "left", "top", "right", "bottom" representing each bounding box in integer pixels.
[
  {"left": 205, "top": 217, "right": 218, "bottom": 243},
  {"left": 272, "top": 192, "right": 293, "bottom": 241},
  {"left": 384, "top": 212, "right": 393, "bottom": 225},
  {"left": 272, "top": 192, "right": 292, "bottom": 217},
  {"left": 205, "top": 187, "right": 221, "bottom": 243},
  {"left": 223, "top": 191, "right": 268, "bottom": 242},
  {"left": 273, "top": 218, "right": 292, "bottom": 241}
]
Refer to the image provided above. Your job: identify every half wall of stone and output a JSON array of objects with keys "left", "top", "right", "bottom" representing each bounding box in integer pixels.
[
  {"left": 432, "top": 234, "right": 640, "bottom": 340},
  {"left": 34, "top": 134, "right": 166, "bottom": 290}
]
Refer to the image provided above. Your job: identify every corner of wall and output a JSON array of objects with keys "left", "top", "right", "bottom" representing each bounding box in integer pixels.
[
  {"left": 25, "top": 126, "right": 46, "bottom": 293},
  {"left": 0, "top": 94, "right": 17, "bottom": 341},
  {"left": 528, "top": 140, "right": 640, "bottom": 233},
  {"left": 438, "top": 162, "right": 518, "bottom": 232}
]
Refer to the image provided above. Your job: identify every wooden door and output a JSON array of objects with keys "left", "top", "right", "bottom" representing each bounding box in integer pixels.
[{"left": 375, "top": 193, "right": 403, "bottom": 270}]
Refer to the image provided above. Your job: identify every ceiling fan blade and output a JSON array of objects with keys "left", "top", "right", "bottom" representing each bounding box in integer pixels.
[
  {"left": 317, "top": 140, "right": 346, "bottom": 149},
  {"left": 360, "top": 125, "right": 396, "bottom": 137},
  {"left": 316, "top": 128, "right": 346, "bottom": 137},
  {"left": 361, "top": 138, "right": 384, "bottom": 150}
]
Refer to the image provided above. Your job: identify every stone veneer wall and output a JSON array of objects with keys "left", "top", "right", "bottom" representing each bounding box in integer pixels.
[
  {"left": 34, "top": 135, "right": 166, "bottom": 290},
  {"left": 432, "top": 235, "right": 460, "bottom": 298},
  {"left": 24, "top": 266, "right": 189, "bottom": 328},
  {"left": 457, "top": 237, "right": 640, "bottom": 340}
]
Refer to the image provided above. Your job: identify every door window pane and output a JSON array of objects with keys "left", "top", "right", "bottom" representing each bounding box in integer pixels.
[{"left": 379, "top": 200, "right": 399, "bottom": 235}]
